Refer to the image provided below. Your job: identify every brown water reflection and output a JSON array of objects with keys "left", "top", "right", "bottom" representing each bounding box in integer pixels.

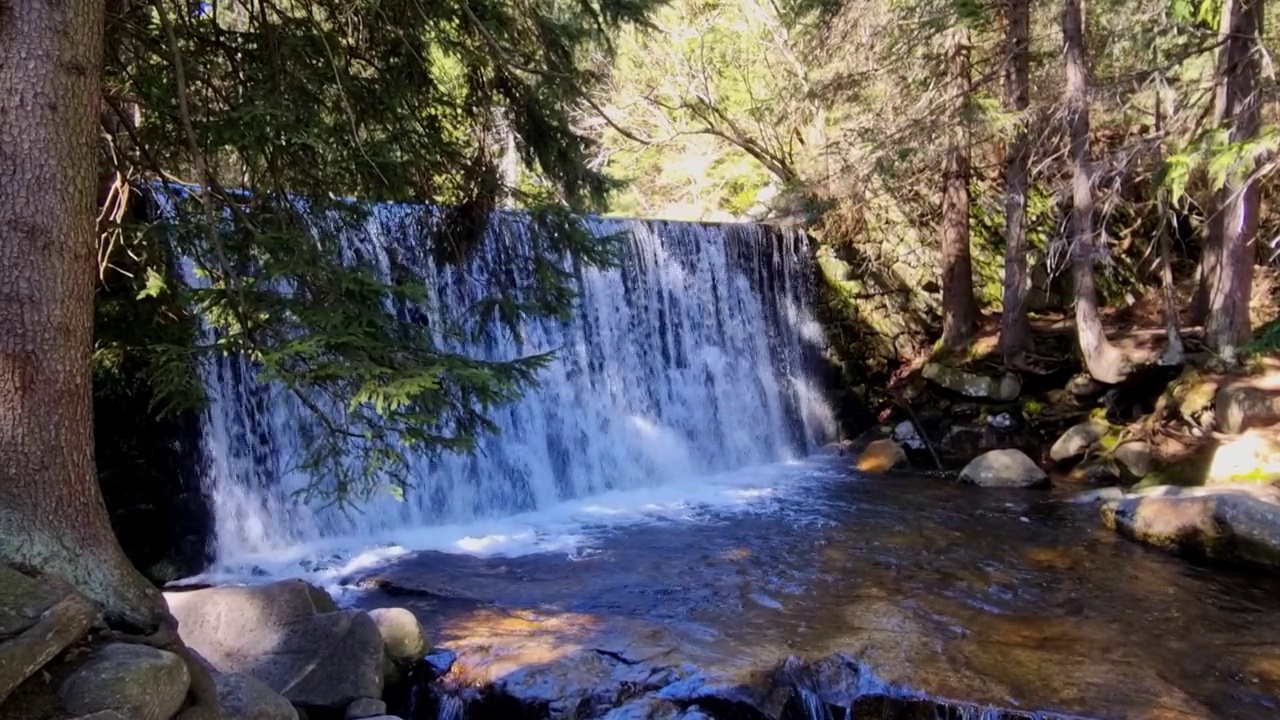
[{"left": 355, "top": 462, "right": 1280, "bottom": 719}]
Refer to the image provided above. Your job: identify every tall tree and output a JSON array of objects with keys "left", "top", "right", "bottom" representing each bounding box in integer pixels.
[
  {"left": 0, "top": 0, "right": 166, "bottom": 629},
  {"left": 1197, "top": 0, "right": 1264, "bottom": 360},
  {"left": 998, "top": 0, "right": 1033, "bottom": 361},
  {"left": 1063, "top": 0, "right": 1129, "bottom": 384},
  {"left": 939, "top": 26, "right": 979, "bottom": 351}
]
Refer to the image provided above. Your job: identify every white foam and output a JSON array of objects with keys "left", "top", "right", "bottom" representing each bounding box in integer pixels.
[{"left": 187, "top": 457, "right": 840, "bottom": 590}]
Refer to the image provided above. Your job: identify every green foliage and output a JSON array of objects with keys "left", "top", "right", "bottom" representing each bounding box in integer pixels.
[{"left": 101, "top": 0, "right": 657, "bottom": 504}]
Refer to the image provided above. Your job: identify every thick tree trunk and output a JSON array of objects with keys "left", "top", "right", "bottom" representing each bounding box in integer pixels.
[
  {"left": 0, "top": 0, "right": 164, "bottom": 630},
  {"left": 1199, "top": 0, "right": 1263, "bottom": 360},
  {"left": 998, "top": 0, "right": 1033, "bottom": 362},
  {"left": 939, "top": 29, "right": 978, "bottom": 352},
  {"left": 1062, "top": 0, "right": 1128, "bottom": 384}
]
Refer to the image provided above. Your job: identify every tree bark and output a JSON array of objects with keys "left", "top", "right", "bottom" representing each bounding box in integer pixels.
[
  {"left": 1062, "top": 0, "right": 1128, "bottom": 384},
  {"left": 998, "top": 0, "right": 1033, "bottom": 362},
  {"left": 939, "top": 28, "right": 978, "bottom": 352},
  {"left": 0, "top": 0, "right": 165, "bottom": 629},
  {"left": 1198, "top": 0, "right": 1263, "bottom": 361}
]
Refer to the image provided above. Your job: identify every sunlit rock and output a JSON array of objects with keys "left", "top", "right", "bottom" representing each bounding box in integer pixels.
[
  {"left": 1103, "top": 485, "right": 1280, "bottom": 568},
  {"left": 958, "top": 449, "right": 1048, "bottom": 488},
  {"left": 1049, "top": 419, "right": 1110, "bottom": 464},
  {"left": 1207, "top": 426, "right": 1280, "bottom": 485},
  {"left": 166, "top": 580, "right": 383, "bottom": 712},
  {"left": 922, "top": 363, "right": 1021, "bottom": 402},
  {"left": 855, "top": 440, "right": 907, "bottom": 473}
]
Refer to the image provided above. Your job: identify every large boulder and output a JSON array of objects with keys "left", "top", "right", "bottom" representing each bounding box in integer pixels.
[
  {"left": 0, "top": 566, "right": 98, "bottom": 704},
  {"left": 1216, "top": 376, "right": 1280, "bottom": 434},
  {"left": 922, "top": 363, "right": 1021, "bottom": 402},
  {"left": 1049, "top": 419, "right": 1110, "bottom": 464},
  {"left": 58, "top": 643, "right": 190, "bottom": 720},
  {"left": 214, "top": 672, "right": 299, "bottom": 720},
  {"left": 1206, "top": 426, "right": 1280, "bottom": 485},
  {"left": 855, "top": 439, "right": 906, "bottom": 473},
  {"left": 166, "top": 580, "right": 384, "bottom": 712},
  {"left": 1102, "top": 485, "right": 1280, "bottom": 568},
  {"left": 958, "top": 449, "right": 1048, "bottom": 488}
]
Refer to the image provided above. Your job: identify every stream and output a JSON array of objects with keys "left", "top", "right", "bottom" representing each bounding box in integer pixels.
[{"left": 331, "top": 457, "right": 1280, "bottom": 720}]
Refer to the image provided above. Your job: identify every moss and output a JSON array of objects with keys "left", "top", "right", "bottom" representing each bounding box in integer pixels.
[{"left": 1020, "top": 398, "right": 1045, "bottom": 418}]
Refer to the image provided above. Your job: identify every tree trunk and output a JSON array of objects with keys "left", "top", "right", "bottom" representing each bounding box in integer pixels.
[
  {"left": 0, "top": 0, "right": 164, "bottom": 630},
  {"left": 1062, "top": 0, "right": 1128, "bottom": 384},
  {"left": 998, "top": 0, "right": 1033, "bottom": 362},
  {"left": 1199, "top": 0, "right": 1263, "bottom": 361},
  {"left": 939, "top": 28, "right": 978, "bottom": 352},
  {"left": 1154, "top": 78, "right": 1185, "bottom": 366}
]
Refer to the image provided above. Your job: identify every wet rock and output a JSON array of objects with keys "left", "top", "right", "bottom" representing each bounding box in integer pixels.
[
  {"left": 166, "top": 580, "right": 384, "bottom": 711},
  {"left": 1207, "top": 426, "right": 1280, "bottom": 485},
  {"left": 1049, "top": 419, "right": 1109, "bottom": 464},
  {"left": 1069, "top": 487, "right": 1125, "bottom": 504},
  {"left": 1112, "top": 441, "right": 1152, "bottom": 480},
  {"left": 0, "top": 566, "right": 98, "bottom": 704},
  {"left": 855, "top": 439, "right": 906, "bottom": 473},
  {"left": 346, "top": 697, "right": 387, "bottom": 719},
  {"left": 68, "top": 712, "right": 131, "bottom": 720},
  {"left": 923, "top": 363, "right": 1021, "bottom": 402},
  {"left": 598, "top": 695, "right": 682, "bottom": 719},
  {"left": 58, "top": 643, "right": 190, "bottom": 720},
  {"left": 1217, "top": 377, "right": 1280, "bottom": 433},
  {"left": 958, "top": 449, "right": 1048, "bottom": 488},
  {"left": 368, "top": 607, "right": 428, "bottom": 666},
  {"left": 1065, "top": 458, "right": 1121, "bottom": 486},
  {"left": 1066, "top": 373, "right": 1106, "bottom": 399},
  {"left": 1103, "top": 486, "right": 1280, "bottom": 568},
  {"left": 892, "top": 421, "right": 925, "bottom": 450},
  {"left": 214, "top": 672, "right": 299, "bottom": 720},
  {"left": 424, "top": 648, "right": 457, "bottom": 678}
]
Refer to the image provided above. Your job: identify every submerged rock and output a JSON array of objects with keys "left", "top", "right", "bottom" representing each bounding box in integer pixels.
[
  {"left": 923, "top": 363, "right": 1021, "bottom": 402},
  {"left": 166, "top": 580, "right": 384, "bottom": 711},
  {"left": 855, "top": 439, "right": 907, "bottom": 473},
  {"left": 1103, "top": 485, "right": 1280, "bottom": 568},
  {"left": 58, "top": 643, "right": 190, "bottom": 720},
  {"left": 1049, "top": 419, "right": 1110, "bottom": 464},
  {"left": 958, "top": 449, "right": 1048, "bottom": 488},
  {"left": 0, "top": 566, "right": 98, "bottom": 704}
]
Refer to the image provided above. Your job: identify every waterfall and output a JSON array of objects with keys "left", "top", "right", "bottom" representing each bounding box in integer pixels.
[{"left": 184, "top": 203, "right": 835, "bottom": 563}]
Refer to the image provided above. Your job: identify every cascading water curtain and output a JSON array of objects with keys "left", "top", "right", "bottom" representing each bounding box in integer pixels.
[{"left": 164, "top": 192, "right": 835, "bottom": 561}]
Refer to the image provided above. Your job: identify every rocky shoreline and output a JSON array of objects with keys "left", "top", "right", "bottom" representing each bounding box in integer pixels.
[{"left": 847, "top": 354, "right": 1280, "bottom": 571}]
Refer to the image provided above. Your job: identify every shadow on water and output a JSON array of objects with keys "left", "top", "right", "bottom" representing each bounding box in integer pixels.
[{"left": 350, "top": 460, "right": 1280, "bottom": 720}]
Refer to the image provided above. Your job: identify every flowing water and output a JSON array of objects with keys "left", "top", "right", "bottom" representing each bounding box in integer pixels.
[
  {"left": 185, "top": 207, "right": 835, "bottom": 568},
  {"left": 178, "top": 207, "right": 1280, "bottom": 718}
]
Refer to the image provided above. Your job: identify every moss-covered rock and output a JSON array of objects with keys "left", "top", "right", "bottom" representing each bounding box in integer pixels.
[{"left": 922, "top": 363, "right": 1021, "bottom": 402}]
